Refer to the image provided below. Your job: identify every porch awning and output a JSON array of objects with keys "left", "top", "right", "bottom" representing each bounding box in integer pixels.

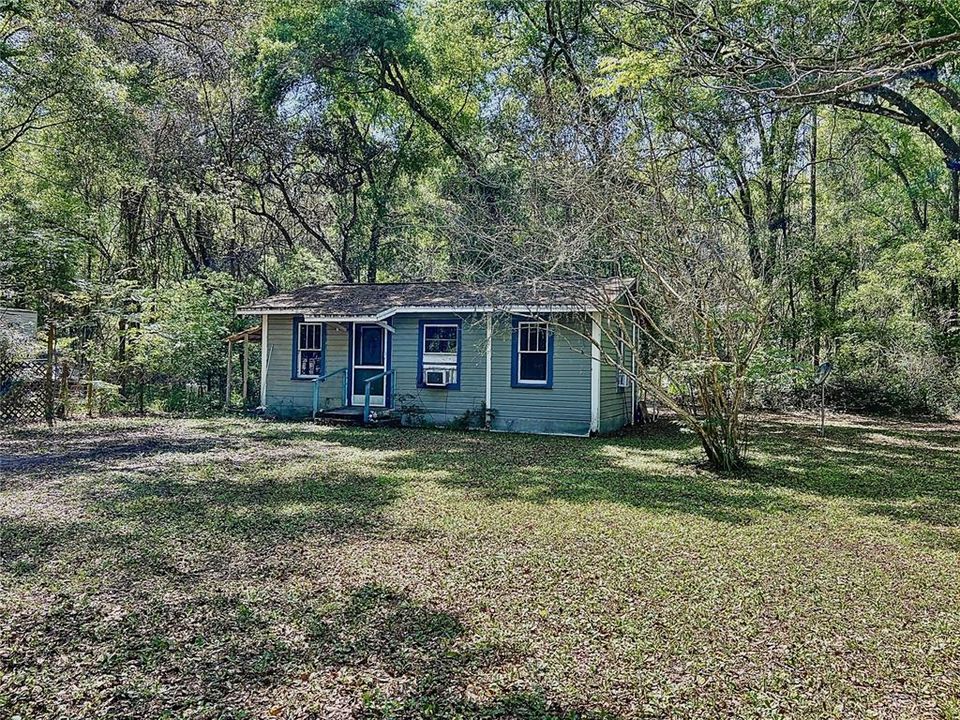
[
  {"left": 301, "top": 312, "right": 393, "bottom": 324},
  {"left": 300, "top": 316, "right": 397, "bottom": 331},
  {"left": 224, "top": 325, "right": 262, "bottom": 343}
]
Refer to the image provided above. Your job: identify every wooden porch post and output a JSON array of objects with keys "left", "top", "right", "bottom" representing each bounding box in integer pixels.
[
  {"left": 242, "top": 335, "right": 249, "bottom": 402},
  {"left": 225, "top": 339, "right": 233, "bottom": 406}
]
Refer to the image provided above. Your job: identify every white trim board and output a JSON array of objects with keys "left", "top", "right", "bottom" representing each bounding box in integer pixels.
[
  {"left": 589, "top": 312, "right": 601, "bottom": 434},
  {"left": 259, "top": 313, "right": 269, "bottom": 407},
  {"left": 630, "top": 322, "right": 638, "bottom": 425},
  {"left": 484, "top": 313, "right": 493, "bottom": 418}
]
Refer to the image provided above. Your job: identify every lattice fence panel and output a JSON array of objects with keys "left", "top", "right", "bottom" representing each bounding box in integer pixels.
[{"left": 0, "top": 359, "right": 47, "bottom": 425}]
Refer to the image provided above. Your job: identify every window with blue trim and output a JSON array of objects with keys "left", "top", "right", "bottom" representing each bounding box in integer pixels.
[
  {"left": 516, "top": 321, "right": 550, "bottom": 385},
  {"left": 419, "top": 321, "right": 460, "bottom": 388},
  {"left": 296, "top": 322, "right": 324, "bottom": 378}
]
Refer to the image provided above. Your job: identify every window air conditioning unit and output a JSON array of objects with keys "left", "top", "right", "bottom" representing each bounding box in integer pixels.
[
  {"left": 617, "top": 372, "right": 630, "bottom": 389},
  {"left": 423, "top": 366, "right": 456, "bottom": 387}
]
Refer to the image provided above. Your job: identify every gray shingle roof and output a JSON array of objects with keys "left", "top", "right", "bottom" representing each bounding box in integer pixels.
[{"left": 238, "top": 278, "right": 633, "bottom": 317}]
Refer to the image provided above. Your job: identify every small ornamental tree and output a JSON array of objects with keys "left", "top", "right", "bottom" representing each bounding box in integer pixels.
[{"left": 592, "top": 267, "right": 774, "bottom": 473}]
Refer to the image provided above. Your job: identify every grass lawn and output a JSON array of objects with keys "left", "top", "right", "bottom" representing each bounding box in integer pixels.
[{"left": 1, "top": 413, "right": 958, "bottom": 719}]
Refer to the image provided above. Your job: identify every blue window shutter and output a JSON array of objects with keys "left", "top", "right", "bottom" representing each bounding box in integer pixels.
[
  {"left": 291, "top": 315, "right": 303, "bottom": 380},
  {"left": 545, "top": 326, "right": 554, "bottom": 389},
  {"left": 320, "top": 323, "right": 327, "bottom": 378},
  {"left": 417, "top": 319, "right": 425, "bottom": 389},
  {"left": 454, "top": 320, "right": 462, "bottom": 390},
  {"left": 510, "top": 315, "right": 520, "bottom": 387}
]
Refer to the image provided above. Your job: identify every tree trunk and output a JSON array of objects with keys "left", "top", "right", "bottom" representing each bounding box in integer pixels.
[
  {"left": 118, "top": 316, "right": 128, "bottom": 398},
  {"left": 951, "top": 168, "right": 959, "bottom": 311},
  {"left": 367, "top": 221, "right": 381, "bottom": 283},
  {"left": 697, "top": 417, "right": 746, "bottom": 472},
  {"left": 810, "top": 109, "right": 822, "bottom": 367}
]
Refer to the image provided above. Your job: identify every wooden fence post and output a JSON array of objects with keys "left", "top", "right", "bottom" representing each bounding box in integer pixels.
[
  {"left": 44, "top": 321, "right": 55, "bottom": 427},
  {"left": 59, "top": 360, "right": 70, "bottom": 419},
  {"left": 86, "top": 361, "right": 95, "bottom": 418}
]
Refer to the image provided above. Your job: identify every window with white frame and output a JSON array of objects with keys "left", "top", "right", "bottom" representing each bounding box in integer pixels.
[
  {"left": 297, "top": 322, "right": 323, "bottom": 378},
  {"left": 516, "top": 321, "right": 549, "bottom": 384},
  {"left": 422, "top": 324, "right": 459, "bottom": 365},
  {"left": 420, "top": 322, "right": 460, "bottom": 387}
]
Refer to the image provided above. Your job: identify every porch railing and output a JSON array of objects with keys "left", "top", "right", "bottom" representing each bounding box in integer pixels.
[
  {"left": 363, "top": 369, "right": 395, "bottom": 425},
  {"left": 311, "top": 367, "right": 348, "bottom": 420}
]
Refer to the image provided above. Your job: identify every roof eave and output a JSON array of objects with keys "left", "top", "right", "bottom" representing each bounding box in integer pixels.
[{"left": 238, "top": 303, "right": 602, "bottom": 317}]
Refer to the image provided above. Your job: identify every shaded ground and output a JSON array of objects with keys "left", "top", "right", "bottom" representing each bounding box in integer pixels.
[{"left": 0, "top": 413, "right": 958, "bottom": 719}]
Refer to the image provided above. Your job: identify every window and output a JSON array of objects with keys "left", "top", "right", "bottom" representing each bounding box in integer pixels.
[
  {"left": 296, "top": 322, "right": 324, "bottom": 378},
  {"left": 513, "top": 320, "right": 552, "bottom": 387},
  {"left": 423, "top": 324, "right": 458, "bottom": 362},
  {"left": 418, "top": 320, "right": 461, "bottom": 389}
]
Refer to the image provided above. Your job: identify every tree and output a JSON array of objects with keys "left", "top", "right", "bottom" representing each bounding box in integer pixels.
[
  {"left": 606, "top": 0, "right": 960, "bottom": 303},
  {"left": 446, "top": 100, "right": 779, "bottom": 470}
]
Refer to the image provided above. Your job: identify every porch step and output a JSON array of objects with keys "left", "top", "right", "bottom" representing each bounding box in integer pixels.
[
  {"left": 315, "top": 406, "right": 400, "bottom": 427},
  {"left": 315, "top": 406, "right": 364, "bottom": 425}
]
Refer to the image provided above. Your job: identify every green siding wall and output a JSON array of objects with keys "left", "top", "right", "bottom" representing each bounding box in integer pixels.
[
  {"left": 390, "top": 313, "right": 487, "bottom": 426},
  {"left": 262, "top": 315, "right": 348, "bottom": 418},
  {"left": 488, "top": 314, "right": 592, "bottom": 436},
  {"left": 598, "top": 318, "right": 633, "bottom": 434},
  {"left": 261, "top": 311, "right": 604, "bottom": 435}
]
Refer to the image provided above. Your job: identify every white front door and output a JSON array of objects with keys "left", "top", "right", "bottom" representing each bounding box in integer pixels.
[{"left": 351, "top": 324, "right": 387, "bottom": 407}]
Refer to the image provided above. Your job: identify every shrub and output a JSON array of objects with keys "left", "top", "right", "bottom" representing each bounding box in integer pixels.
[{"left": 829, "top": 343, "right": 960, "bottom": 416}]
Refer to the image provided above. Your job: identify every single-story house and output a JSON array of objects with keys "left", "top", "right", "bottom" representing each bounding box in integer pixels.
[
  {"left": 0, "top": 307, "right": 38, "bottom": 340},
  {"left": 237, "top": 278, "right": 639, "bottom": 436}
]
